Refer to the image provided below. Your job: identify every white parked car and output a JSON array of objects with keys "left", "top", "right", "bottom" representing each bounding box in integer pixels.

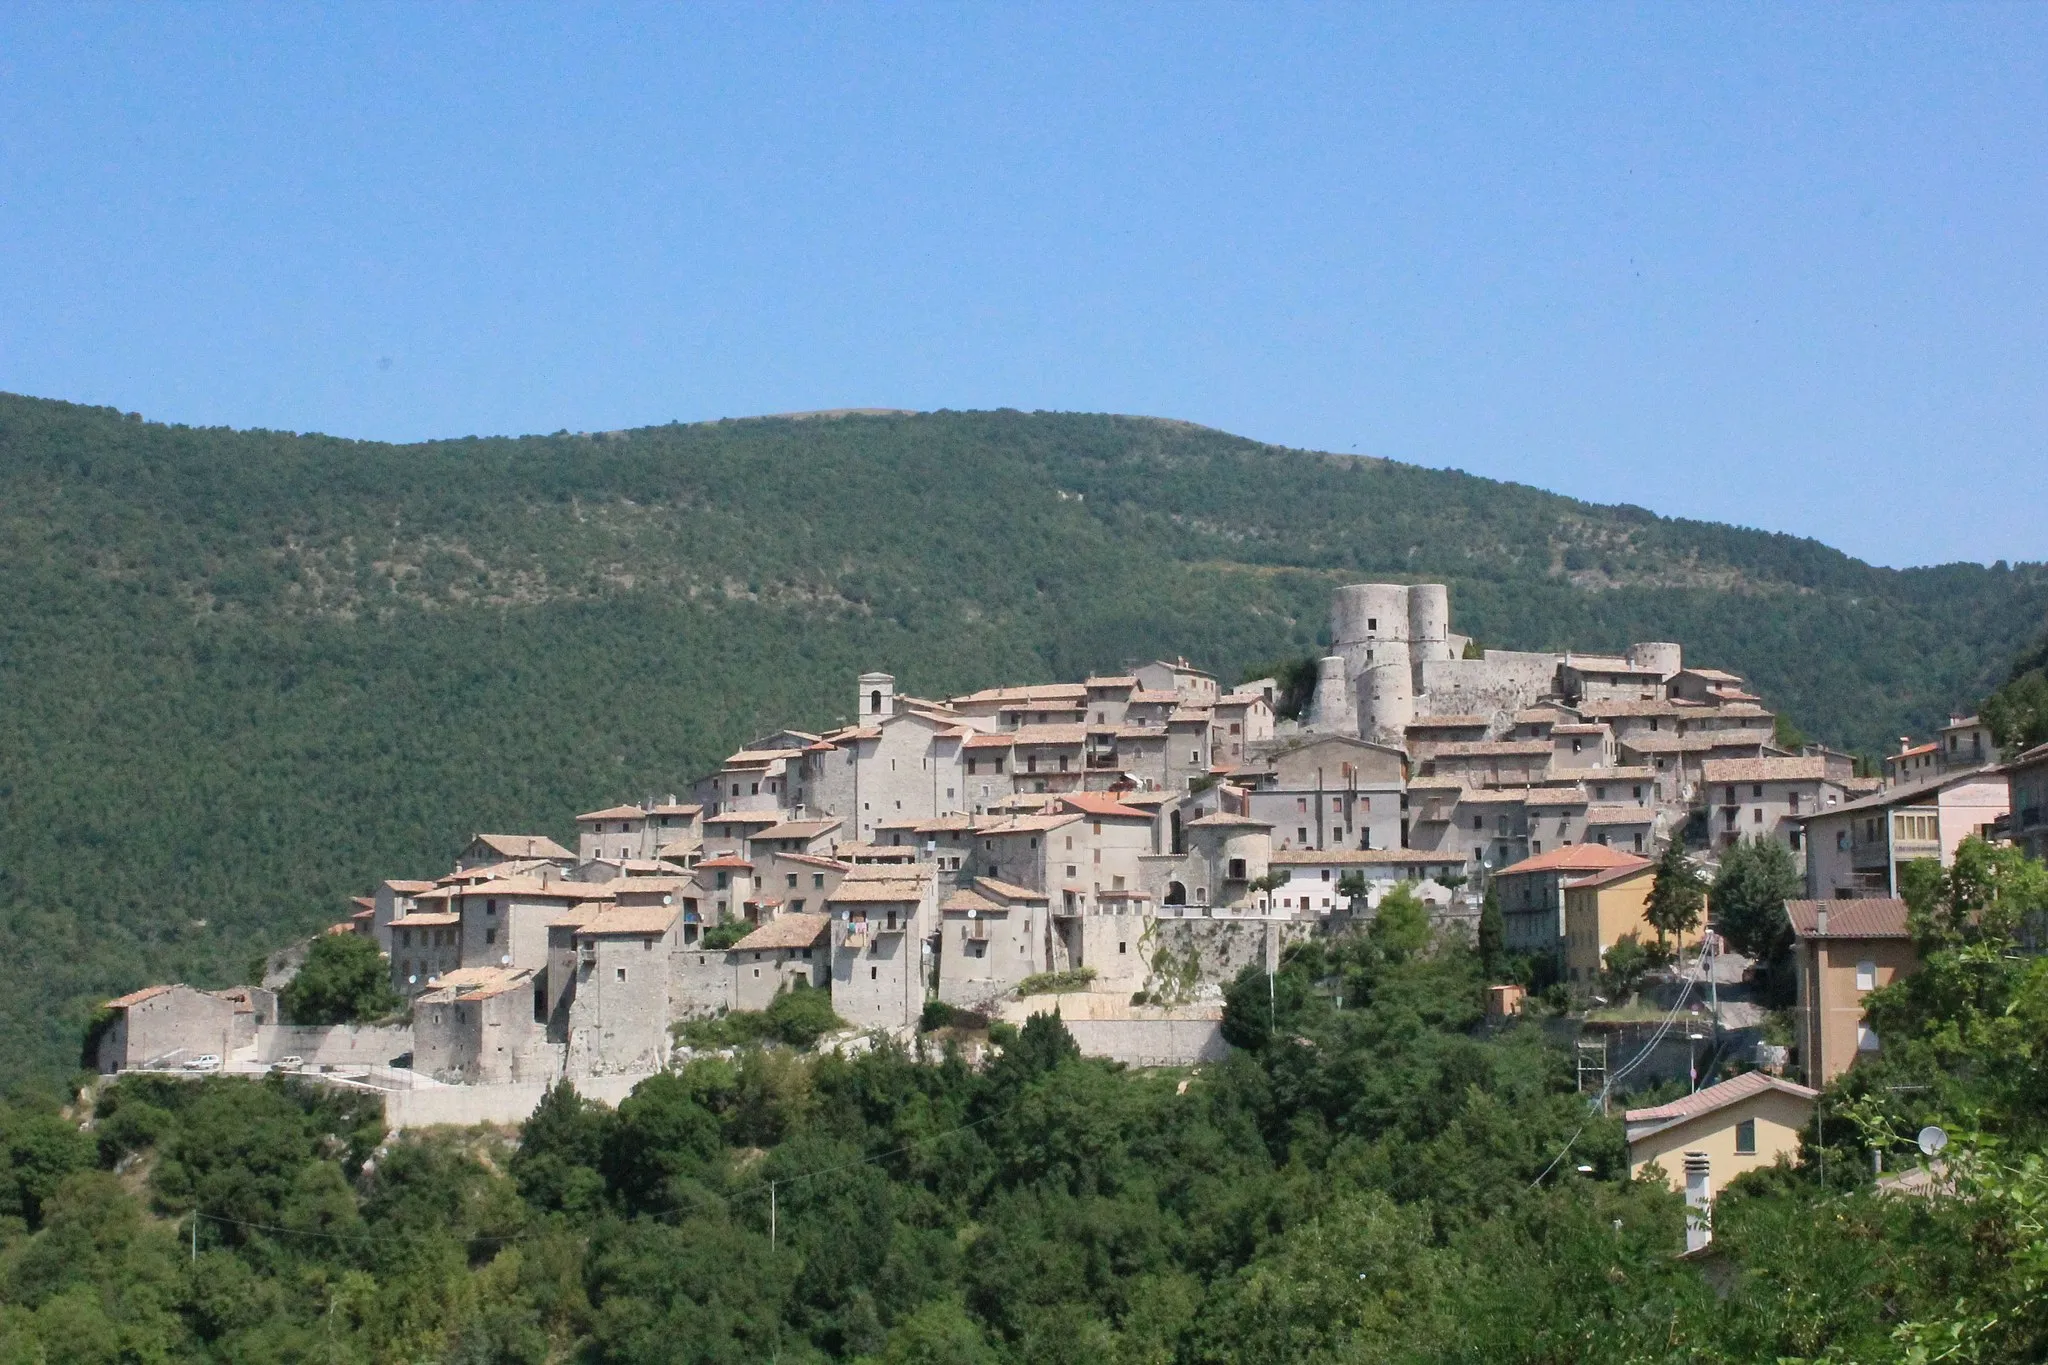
[
  {"left": 272, "top": 1056, "right": 305, "bottom": 1072},
  {"left": 184, "top": 1054, "right": 222, "bottom": 1071}
]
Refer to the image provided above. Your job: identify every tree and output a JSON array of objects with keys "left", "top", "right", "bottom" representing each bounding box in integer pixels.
[
  {"left": 279, "top": 932, "right": 399, "bottom": 1025},
  {"left": 1599, "top": 933, "right": 1652, "bottom": 1003},
  {"left": 1983, "top": 668, "right": 2048, "bottom": 756},
  {"left": 1370, "top": 883, "right": 1431, "bottom": 960},
  {"left": 1900, "top": 836, "right": 2048, "bottom": 953},
  {"left": 1645, "top": 841, "right": 1704, "bottom": 950},
  {"left": 1710, "top": 837, "right": 1801, "bottom": 962},
  {"left": 1477, "top": 885, "right": 1506, "bottom": 978}
]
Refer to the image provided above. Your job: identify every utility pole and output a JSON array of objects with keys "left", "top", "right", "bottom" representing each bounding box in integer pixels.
[{"left": 769, "top": 1180, "right": 777, "bottom": 1249}]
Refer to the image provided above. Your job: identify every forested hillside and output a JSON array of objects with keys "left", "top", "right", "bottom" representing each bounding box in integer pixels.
[
  {"left": 1, "top": 392, "right": 2044, "bottom": 1082},
  {"left": 1, "top": 902, "right": 2044, "bottom": 1362}
]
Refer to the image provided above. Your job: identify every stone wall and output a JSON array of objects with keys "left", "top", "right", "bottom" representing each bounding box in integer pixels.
[
  {"left": 1144, "top": 916, "right": 1314, "bottom": 1001},
  {"left": 1061, "top": 1018, "right": 1229, "bottom": 1067},
  {"left": 255, "top": 1023, "right": 415, "bottom": 1067},
  {"left": 379, "top": 1071, "right": 652, "bottom": 1131}
]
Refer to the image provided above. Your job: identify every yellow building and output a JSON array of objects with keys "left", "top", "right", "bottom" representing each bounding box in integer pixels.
[
  {"left": 1786, "top": 898, "right": 1921, "bottom": 1087},
  {"left": 1625, "top": 1069, "right": 1818, "bottom": 1191},
  {"left": 1561, "top": 859, "right": 1675, "bottom": 986}
]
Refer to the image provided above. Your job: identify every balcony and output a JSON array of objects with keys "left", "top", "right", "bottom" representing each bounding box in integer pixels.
[
  {"left": 1086, "top": 753, "right": 1122, "bottom": 769},
  {"left": 962, "top": 921, "right": 991, "bottom": 942},
  {"left": 841, "top": 930, "right": 868, "bottom": 950}
]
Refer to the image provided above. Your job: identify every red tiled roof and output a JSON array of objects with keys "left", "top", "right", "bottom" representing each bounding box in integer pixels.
[
  {"left": 1563, "top": 861, "right": 1655, "bottom": 891},
  {"left": 104, "top": 984, "right": 176, "bottom": 1010},
  {"left": 1702, "top": 757, "right": 1829, "bottom": 784},
  {"left": 1057, "top": 792, "right": 1152, "bottom": 820},
  {"left": 731, "top": 913, "right": 831, "bottom": 950},
  {"left": 1625, "top": 1069, "right": 1817, "bottom": 1127},
  {"left": 1494, "top": 844, "right": 1650, "bottom": 878},
  {"left": 1785, "top": 898, "right": 1910, "bottom": 939},
  {"left": 697, "top": 855, "right": 755, "bottom": 870}
]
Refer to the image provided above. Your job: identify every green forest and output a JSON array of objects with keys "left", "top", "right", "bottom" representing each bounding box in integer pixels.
[
  {"left": 1, "top": 392, "right": 2045, "bottom": 1081},
  {"left": 1, "top": 860, "right": 2044, "bottom": 1363}
]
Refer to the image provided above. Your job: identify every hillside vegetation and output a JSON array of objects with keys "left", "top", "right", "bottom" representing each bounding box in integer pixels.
[
  {"left": 1, "top": 897, "right": 2045, "bottom": 1362},
  {"left": 1, "top": 392, "right": 2043, "bottom": 1081}
]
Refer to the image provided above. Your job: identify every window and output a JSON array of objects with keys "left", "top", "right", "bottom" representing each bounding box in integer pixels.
[
  {"left": 486, "top": 899, "right": 498, "bottom": 916},
  {"left": 1633, "top": 833, "right": 1644, "bottom": 853},
  {"left": 1856, "top": 960, "right": 1877, "bottom": 991},
  {"left": 1857, "top": 1023, "right": 1881, "bottom": 1053},
  {"left": 813, "top": 873, "right": 825, "bottom": 889},
  {"left": 1753, "top": 783, "right": 1764, "bottom": 798},
  {"left": 1632, "top": 785, "right": 1643, "bottom": 800},
  {"left": 1473, "top": 815, "right": 1484, "bottom": 831},
  {"left": 1298, "top": 827, "right": 1309, "bottom": 843},
  {"left": 485, "top": 928, "right": 497, "bottom": 946},
  {"left": 870, "top": 966, "right": 878, "bottom": 980},
  {"left": 615, "top": 967, "right": 626, "bottom": 982},
  {"left": 787, "top": 874, "right": 798, "bottom": 888},
  {"left": 1735, "top": 1119, "right": 1757, "bottom": 1154},
  {"left": 1753, "top": 808, "right": 1764, "bottom": 823}
]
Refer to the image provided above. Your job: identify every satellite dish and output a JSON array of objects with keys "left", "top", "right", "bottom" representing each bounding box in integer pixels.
[
  {"left": 1917, "top": 1125, "right": 1949, "bottom": 1157},
  {"left": 500, "top": 954, "right": 512, "bottom": 966}
]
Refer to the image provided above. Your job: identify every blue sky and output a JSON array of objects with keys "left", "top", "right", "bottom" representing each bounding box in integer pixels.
[{"left": 1, "top": 4, "right": 2042, "bottom": 568}]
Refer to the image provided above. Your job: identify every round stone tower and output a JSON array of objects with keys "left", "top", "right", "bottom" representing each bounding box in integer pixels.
[
  {"left": 1306, "top": 655, "right": 1357, "bottom": 735},
  {"left": 1626, "top": 641, "right": 1682, "bottom": 679},
  {"left": 1407, "top": 583, "right": 1452, "bottom": 664}
]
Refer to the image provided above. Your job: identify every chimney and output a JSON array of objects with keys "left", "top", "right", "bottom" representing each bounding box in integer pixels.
[
  {"left": 1899, "top": 737, "right": 1912, "bottom": 754},
  {"left": 1683, "top": 1152, "right": 1713, "bottom": 1254},
  {"left": 1816, "top": 907, "right": 1829, "bottom": 936}
]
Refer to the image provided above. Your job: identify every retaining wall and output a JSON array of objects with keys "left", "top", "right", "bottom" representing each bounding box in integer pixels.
[{"left": 256, "top": 1024, "right": 415, "bottom": 1067}]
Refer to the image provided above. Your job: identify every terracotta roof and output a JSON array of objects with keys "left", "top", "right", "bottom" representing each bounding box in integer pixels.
[
  {"left": 450, "top": 877, "right": 616, "bottom": 900},
  {"left": 1625, "top": 1069, "right": 1817, "bottom": 1134},
  {"left": 1702, "top": 757, "right": 1829, "bottom": 784},
  {"left": 1551, "top": 723, "right": 1611, "bottom": 736},
  {"left": 942, "top": 887, "right": 1001, "bottom": 914},
  {"left": 1588, "top": 765, "right": 1660, "bottom": 780},
  {"left": 441, "top": 858, "right": 555, "bottom": 884},
  {"left": 577, "top": 906, "right": 679, "bottom": 937},
  {"left": 722, "top": 748, "right": 800, "bottom": 766},
  {"left": 962, "top": 733, "right": 1016, "bottom": 749},
  {"left": 1113, "top": 725, "right": 1168, "bottom": 740},
  {"left": 1167, "top": 706, "right": 1213, "bottom": 724},
  {"left": 105, "top": 984, "right": 177, "bottom": 1010},
  {"left": 576, "top": 805, "right": 647, "bottom": 822},
  {"left": 771, "top": 852, "right": 851, "bottom": 872},
  {"left": 731, "top": 913, "right": 831, "bottom": 950},
  {"left": 1515, "top": 706, "right": 1577, "bottom": 722},
  {"left": 911, "top": 814, "right": 980, "bottom": 833},
  {"left": 952, "top": 683, "right": 1089, "bottom": 704},
  {"left": 1217, "top": 692, "right": 1269, "bottom": 708},
  {"left": 1583, "top": 805, "right": 1655, "bottom": 825},
  {"left": 980, "top": 813, "right": 1082, "bottom": 833},
  {"left": 1891, "top": 742, "right": 1939, "bottom": 761},
  {"left": 1431, "top": 741, "right": 1552, "bottom": 758},
  {"left": 703, "top": 811, "right": 783, "bottom": 826},
  {"left": 1455, "top": 788, "right": 1533, "bottom": 804},
  {"left": 1406, "top": 775, "right": 1466, "bottom": 791},
  {"left": 1010, "top": 724, "right": 1088, "bottom": 746},
  {"left": 828, "top": 877, "right": 931, "bottom": 904},
  {"left": 1526, "top": 789, "right": 1590, "bottom": 808},
  {"left": 390, "top": 911, "right": 461, "bottom": 927},
  {"left": 1494, "top": 845, "right": 1650, "bottom": 878},
  {"left": 1057, "top": 792, "right": 1152, "bottom": 820},
  {"left": 753, "top": 819, "right": 842, "bottom": 841},
  {"left": 972, "top": 876, "right": 1048, "bottom": 902},
  {"left": 1269, "top": 849, "right": 1466, "bottom": 866},
  {"left": 1563, "top": 861, "right": 1656, "bottom": 891},
  {"left": 1785, "top": 899, "right": 1911, "bottom": 939},
  {"left": 1127, "top": 689, "right": 1184, "bottom": 704},
  {"left": 697, "top": 855, "right": 755, "bottom": 870},
  {"left": 1406, "top": 714, "right": 1491, "bottom": 728},
  {"left": 383, "top": 879, "right": 437, "bottom": 894},
  {"left": 1084, "top": 675, "right": 1139, "bottom": 688},
  {"left": 470, "top": 834, "right": 574, "bottom": 860},
  {"left": 1681, "top": 667, "right": 1744, "bottom": 683},
  {"left": 1578, "top": 698, "right": 1697, "bottom": 718},
  {"left": 1185, "top": 811, "right": 1273, "bottom": 828},
  {"left": 1618, "top": 734, "right": 1720, "bottom": 754},
  {"left": 648, "top": 802, "right": 703, "bottom": 816},
  {"left": 455, "top": 969, "right": 538, "bottom": 1001},
  {"left": 832, "top": 841, "right": 921, "bottom": 860},
  {"left": 1806, "top": 765, "right": 1999, "bottom": 819}
]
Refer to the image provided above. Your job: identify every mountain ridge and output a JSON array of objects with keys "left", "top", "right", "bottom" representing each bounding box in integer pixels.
[{"left": 0, "top": 390, "right": 2042, "bottom": 1082}]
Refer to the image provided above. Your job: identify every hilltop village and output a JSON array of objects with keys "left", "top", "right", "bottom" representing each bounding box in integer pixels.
[{"left": 97, "top": 580, "right": 2027, "bottom": 1123}]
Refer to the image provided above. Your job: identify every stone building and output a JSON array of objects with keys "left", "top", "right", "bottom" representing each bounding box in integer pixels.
[
  {"left": 729, "top": 914, "right": 832, "bottom": 1011},
  {"left": 829, "top": 864, "right": 937, "bottom": 1032},
  {"left": 566, "top": 906, "right": 680, "bottom": 1077},
  {"left": 95, "top": 984, "right": 239, "bottom": 1072},
  {"left": 938, "top": 878, "right": 1053, "bottom": 1012},
  {"left": 413, "top": 966, "right": 553, "bottom": 1085}
]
